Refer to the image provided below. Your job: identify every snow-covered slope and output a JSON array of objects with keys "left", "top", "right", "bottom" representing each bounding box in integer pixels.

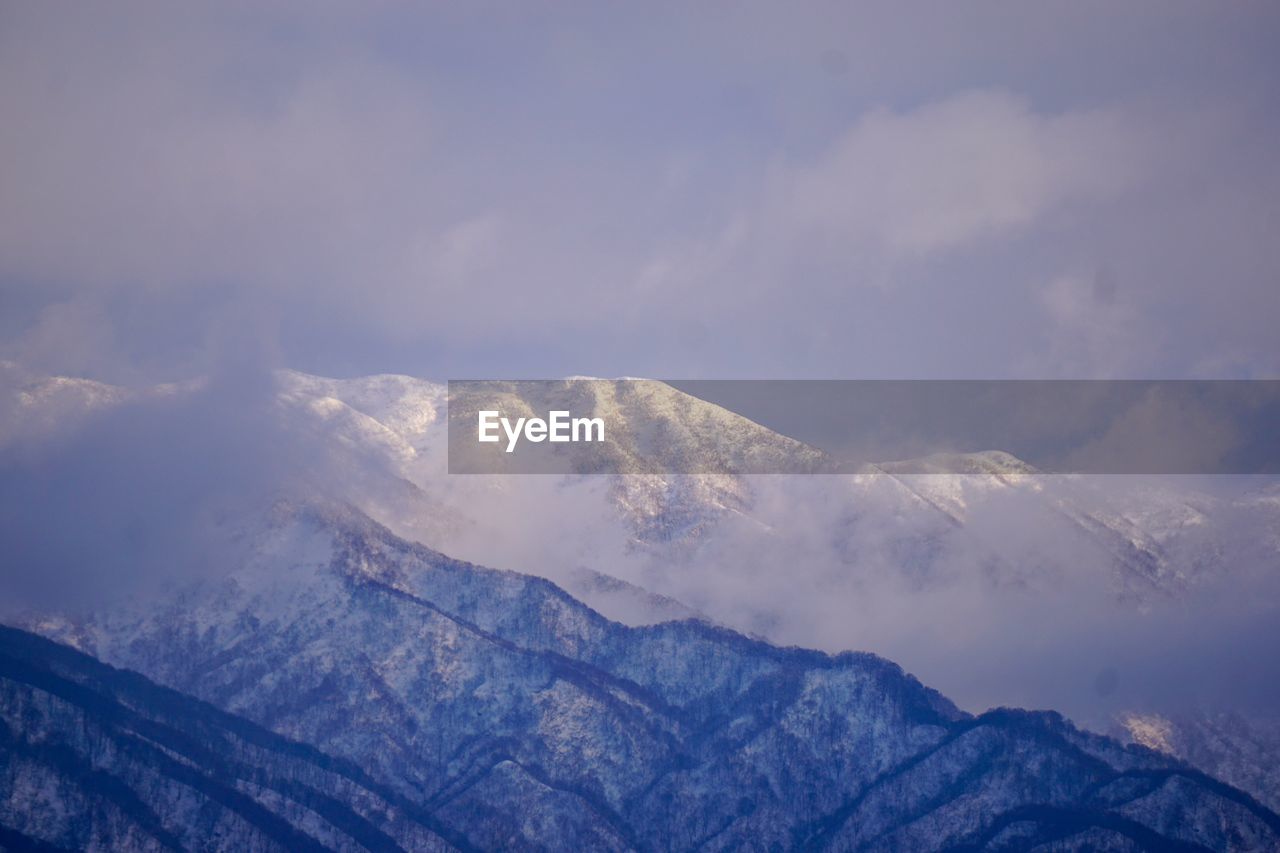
[
  {"left": 1115, "top": 711, "right": 1280, "bottom": 814},
  {"left": 13, "top": 502, "right": 1280, "bottom": 850},
  {"left": 5, "top": 366, "right": 1279, "bottom": 814},
  {"left": 6, "top": 366, "right": 1278, "bottom": 633},
  {"left": 10, "top": 366, "right": 1265, "bottom": 602},
  {"left": 0, "top": 623, "right": 460, "bottom": 850}
]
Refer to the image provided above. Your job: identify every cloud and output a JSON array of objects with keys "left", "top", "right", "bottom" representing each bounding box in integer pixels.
[
  {"left": 1037, "top": 271, "right": 1152, "bottom": 377},
  {"left": 0, "top": 7, "right": 437, "bottom": 297},
  {"left": 4, "top": 357, "right": 1278, "bottom": 733},
  {"left": 4, "top": 299, "right": 121, "bottom": 380},
  {"left": 530, "top": 471, "right": 1280, "bottom": 727},
  {"left": 0, "top": 2, "right": 1277, "bottom": 760},
  {"left": 0, "top": 363, "right": 403, "bottom": 612},
  {"left": 0, "top": 3, "right": 1277, "bottom": 381},
  {"left": 766, "top": 91, "right": 1149, "bottom": 256}
]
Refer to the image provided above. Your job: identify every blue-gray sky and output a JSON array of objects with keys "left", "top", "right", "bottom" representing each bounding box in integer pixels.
[{"left": 2, "top": 1, "right": 1279, "bottom": 383}]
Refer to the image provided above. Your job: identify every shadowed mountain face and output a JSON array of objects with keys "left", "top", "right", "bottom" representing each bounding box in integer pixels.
[
  {"left": 8, "top": 504, "right": 1279, "bottom": 851},
  {"left": 0, "top": 624, "right": 459, "bottom": 851}
]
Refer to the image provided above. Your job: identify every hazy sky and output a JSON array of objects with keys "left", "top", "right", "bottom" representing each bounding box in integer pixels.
[{"left": 3, "top": 2, "right": 1279, "bottom": 383}]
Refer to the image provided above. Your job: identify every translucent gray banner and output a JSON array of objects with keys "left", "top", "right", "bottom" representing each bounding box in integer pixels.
[{"left": 447, "top": 379, "right": 1280, "bottom": 475}]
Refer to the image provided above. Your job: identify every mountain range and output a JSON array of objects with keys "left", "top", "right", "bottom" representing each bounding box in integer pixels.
[
  {"left": 2, "top": 364, "right": 1277, "bottom": 849},
  {"left": 7, "top": 503, "right": 1280, "bottom": 850}
]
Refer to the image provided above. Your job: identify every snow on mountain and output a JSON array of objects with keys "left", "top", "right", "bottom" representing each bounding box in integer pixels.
[
  {"left": 1115, "top": 711, "right": 1280, "bottom": 815},
  {"left": 275, "top": 368, "right": 446, "bottom": 451},
  {"left": 8, "top": 365, "right": 1258, "bottom": 602},
  {"left": 5, "top": 366, "right": 1279, "bottom": 816},
  {"left": 0, "top": 622, "right": 460, "bottom": 851},
  {"left": 13, "top": 502, "right": 1280, "bottom": 850},
  {"left": 5, "top": 367, "right": 1277, "bottom": 634}
]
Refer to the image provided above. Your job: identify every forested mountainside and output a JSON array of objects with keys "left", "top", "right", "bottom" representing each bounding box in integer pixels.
[{"left": 8, "top": 504, "right": 1278, "bottom": 851}]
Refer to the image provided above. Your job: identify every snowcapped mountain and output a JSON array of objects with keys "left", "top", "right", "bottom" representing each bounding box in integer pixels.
[
  {"left": 10, "top": 365, "right": 1262, "bottom": 603},
  {"left": 3, "top": 366, "right": 1279, "bottom": 838},
  {"left": 269, "top": 371, "right": 1274, "bottom": 598},
  {"left": 10, "top": 502, "right": 1280, "bottom": 850},
  {"left": 6, "top": 364, "right": 1277, "bottom": 638}
]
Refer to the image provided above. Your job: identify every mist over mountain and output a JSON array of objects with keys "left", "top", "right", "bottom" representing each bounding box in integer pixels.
[
  {"left": 4, "top": 3, "right": 1279, "bottom": 848},
  {"left": 3, "top": 366, "right": 1279, "bottom": 838},
  {"left": 8, "top": 500, "right": 1280, "bottom": 850}
]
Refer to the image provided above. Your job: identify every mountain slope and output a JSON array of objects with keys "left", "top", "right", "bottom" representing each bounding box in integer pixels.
[
  {"left": 17, "top": 503, "right": 1279, "bottom": 851},
  {"left": 5, "top": 367, "right": 1279, "bottom": 815},
  {"left": 0, "top": 624, "right": 460, "bottom": 851},
  {"left": 1116, "top": 711, "right": 1280, "bottom": 815}
]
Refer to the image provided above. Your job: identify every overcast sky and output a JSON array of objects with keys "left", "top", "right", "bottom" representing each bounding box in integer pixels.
[{"left": 3, "top": 2, "right": 1279, "bottom": 383}]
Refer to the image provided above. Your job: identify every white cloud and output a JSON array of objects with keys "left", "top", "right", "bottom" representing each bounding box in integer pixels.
[
  {"left": 768, "top": 91, "right": 1150, "bottom": 256},
  {"left": 0, "top": 4, "right": 1277, "bottom": 380},
  {"left": 1036, "top": 271, "right": 1152, "bottom": 377},
  {"left": 0, "top": 40, "right": 437, "bottom": 294}
]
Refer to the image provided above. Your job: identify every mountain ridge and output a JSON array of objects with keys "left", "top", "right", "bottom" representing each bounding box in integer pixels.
[
  {"left": 4, "top": 366, "right": 1279, "bottom": 826},
  {"left": 10, "top": 501, "right": 1279, "bottom": 849}
]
